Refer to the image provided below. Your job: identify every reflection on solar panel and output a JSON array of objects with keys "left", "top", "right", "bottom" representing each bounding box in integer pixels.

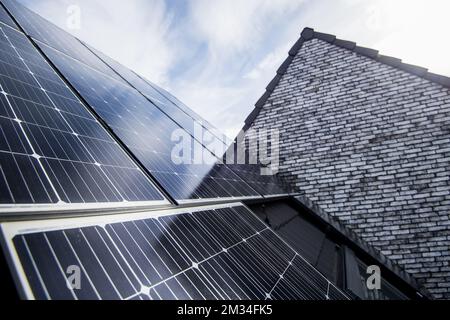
[
  {"left": 0, "top": 3, "right": 16, "bottom": 29},
  {"left": 147, "top": 80, "right": 232, "bottom": 145},
  {"left": 84, "top": 43, "right": 230, "bottom": 147},
  {"left": 1, "top": 203, "right": 349, "bottom": 300},
  {"left": 84, "top": 44, "right": 289, "bottom": 199},
  {"left": 1, "top": 0, "right": 120, "bottom": 80},
  {"left": 0, "top": 23, "right": 166, "bottom": 207},
  {"left": 1, "top": 0, "right": 291, "bottom": 203},
  {"left": 38, "top": 43, "right": 259, "bottom": 202}
]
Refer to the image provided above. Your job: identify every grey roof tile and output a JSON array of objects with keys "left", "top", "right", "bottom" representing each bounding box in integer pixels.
[
  {"left": 334, "top": 39, "right": 356, "bottom": 50},
  {"left": 354, "top": 46, "right": 379, "bottom": 59},
  {"left": 378, "top": 55, "right": 403, "bottom": 67},
  {"left": 314, "top": 31, "right": 336, "bottom": 43}
]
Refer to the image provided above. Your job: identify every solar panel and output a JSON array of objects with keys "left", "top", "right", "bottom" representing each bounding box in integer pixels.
[
  {"left": 0, "top": 3, "right": 16, "bottom": 29},
  {"left": 1, "top": 0, "right": 120, "bottom": 80},
  {"left": 82, "top": 43, "right": 290, "bottom": 199},
  {"left": 147, "top": 80, "right": 233, "bottom": 145},
  {"left": 1, "top": 203, "right": 349, "bottom": 300},
  {"left": 33, "top": 40, "right": 261, "bottom": 202},
  {"left": 0, "top": 23, "right": 167, "bottom": 209},
  {"left": 83, "top": 42, "right": 230, "bottom": 147}
]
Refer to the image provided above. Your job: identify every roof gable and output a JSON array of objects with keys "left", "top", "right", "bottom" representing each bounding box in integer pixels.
[{"left": 244, "top": 27, "right": 450, "bottom": 131}]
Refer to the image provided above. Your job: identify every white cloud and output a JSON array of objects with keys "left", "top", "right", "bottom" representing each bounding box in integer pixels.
[
  {"left": 167, "top": 0, "right": 306, "bottom": 139},
  {"left": 244, "top": 47, "right": 288, "bottom": 80},
  {"left": 188, "top": 0, "right": 304, "bottom": 55}
]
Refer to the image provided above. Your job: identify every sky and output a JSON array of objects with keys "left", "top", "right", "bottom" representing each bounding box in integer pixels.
[{"left": 18, "top": 0, "right": 450, "bottom": 139}]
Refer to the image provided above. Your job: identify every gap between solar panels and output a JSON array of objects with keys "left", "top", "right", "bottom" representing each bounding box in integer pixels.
[{"left": 0, "top": 202, "right": 349, "bottom": 300}]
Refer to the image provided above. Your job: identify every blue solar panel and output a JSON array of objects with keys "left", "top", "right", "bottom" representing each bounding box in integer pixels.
[
  {"left": 1, "top": 0, "right": 290, "bottom": 202},
  {"left": 82, "top": 43, "right": 290, "bottom": 198},
  {"left": 1, "top": 203, "right": 349, "bottom": 300},
  {"left": 0, "top": 23, "right": 167, "bottom": 208},
  {"left": 84, "top": 43, "right": 231, "bottom": 147},
  {"left": 0, "top": 3, "right": 16, "bottom": 30},
  {"left": 143, "top": 79, "right": 232, "bottom": 144},
  {"left": 1, "top": 0, "right": 120, "bottom": 80},
  {"left": 34, "top": 40, "right": 260, "bottom": 202}
]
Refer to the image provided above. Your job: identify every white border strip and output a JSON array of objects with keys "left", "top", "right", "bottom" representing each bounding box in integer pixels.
[
  {"left": 177, "top": 195, "right": 262, "bottom": 205},
  {"left": 262, "top": 193, "right": 290, "bottom": 199},
  {"left": 0, "top": 199, "right": 170, "bottom": 215}
]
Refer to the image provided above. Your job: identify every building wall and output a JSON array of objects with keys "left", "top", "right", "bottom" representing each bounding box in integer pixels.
[{"left": 246, "top": 38, "right": 450, "bottom": 298}]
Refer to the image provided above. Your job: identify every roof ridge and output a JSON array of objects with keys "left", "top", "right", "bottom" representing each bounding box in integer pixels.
[{"left": 243, "top": 27, "right": 450, "bottom": 131}]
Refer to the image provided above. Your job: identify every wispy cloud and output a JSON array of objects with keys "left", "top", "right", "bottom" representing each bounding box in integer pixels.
[
  {"left": 166, "top": 0, "right": 306, "bottom": 138},
  {"left": 188, "top": 0, "right": 304, "bottom": 55},
  {"left": 18, "top": 0, "right": 450, "bottom": 139}
]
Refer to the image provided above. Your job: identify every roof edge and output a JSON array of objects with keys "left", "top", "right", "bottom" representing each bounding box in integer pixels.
[{"left": 243, "top": 27, "right": 450, "bottom": 131}]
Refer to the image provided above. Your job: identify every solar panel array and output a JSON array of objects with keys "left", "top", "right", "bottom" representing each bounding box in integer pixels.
[
  {"left": 84, "top": 46, "right": 291, "bottom": 197},
  {"left": 84, "top": 42, "right": 230, "bottom": 147},
  {"left": 0, "top": 22, "right": 166, "bottom": 207},
  {"left": 1, "top": 0, "right": 293, "bottom": 203},
  {"left": 0, "top": 0, "right": 265, "bottom": 203},
  {"left": 4, "top": 203, "right": 349, "bottom": 300}
]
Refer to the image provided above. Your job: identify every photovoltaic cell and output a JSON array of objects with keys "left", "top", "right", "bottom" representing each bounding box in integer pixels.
[
  {"left": 83, "top": 42, "right": 230, "bottom": 147},
  {"left": 0, "top": 23, "right": 166, "bottom": 207},
  {"left": 0, "top": 4, "right": 16, "bottom": 30},
  {"left": 1, "top": 203, "right": 349, "bottom": 300},
  {"left": 146, "top": 80, "right": 231, "bottom": 145},
  {"left": 83, "top": 44, "right": 290, "bottom": 198},
  {"left": 36, "top": 41, "right": 260, "bottom": 201},
  {"left": 1, "top": 0, "right": 120, "bottom": 80}
]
